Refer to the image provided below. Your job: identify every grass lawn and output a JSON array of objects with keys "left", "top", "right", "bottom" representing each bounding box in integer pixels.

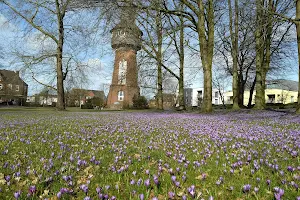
[{"left": 0, "top": 109, "right": 299, "bottom": 199}]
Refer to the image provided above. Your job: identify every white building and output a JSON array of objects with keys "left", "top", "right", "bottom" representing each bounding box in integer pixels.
[
  {"left": 223, "top": 80, "right": 298, "bottom": 106},
  {"left": 184, "top": 87, "right": 224, "bottom": 107},
  {"left": 26, "top": 95, "right": 57, "bottom": 106}
]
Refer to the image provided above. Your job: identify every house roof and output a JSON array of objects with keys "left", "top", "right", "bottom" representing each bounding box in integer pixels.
[
  {"left": 71, "top": 88, "right": 105, "bottom": 99},
  {"left": 0, "top": 69, "right": 28, "bottom": 86},
  {"left": 266, "top": 79, "right": 298, "bottom": 91},
  {"left": 89, "top": 90, "right": 105, "bottom": 98}
]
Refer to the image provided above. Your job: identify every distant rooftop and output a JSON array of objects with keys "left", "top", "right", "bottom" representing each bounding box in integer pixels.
[{"left": 266, "top": 79, "right": 298, "bottom": 91}]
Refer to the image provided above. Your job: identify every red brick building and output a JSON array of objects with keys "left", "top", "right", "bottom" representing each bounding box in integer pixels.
[
  {"left": 106, "top": 4, "right": 142, "bottom": 109},
  {"left": 0, "top": 70, "right": 28, "bottom": 105}
]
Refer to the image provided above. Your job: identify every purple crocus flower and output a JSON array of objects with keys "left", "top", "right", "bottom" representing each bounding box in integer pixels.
[
  {"left": 171, "top": 176, "right": 176, "bottom": 182},
  {"left": 139, "top": 194, "right": 144, "bottom": 200},
  {"left": 153, "top": 175, "right": 159, "bottom": 186},
  {"left": 144, "top": 179, "right": 150, "bottom": 188},
  {"left": 5, "top": 175, "right": 11, "bottom": 182},
  {"left": 130, "top": 179, "right": 135, "bottom": 185},
  {"left": 182, "top": 175, "right": 187, "bottom": 182},
  {"left": 28, "top": 185, "right": 36, "bottom": 194},
  {"left": 137, "top": 178, "right": 142, "bottom": 186},
  {"left": 187, "top": 185, "right": 195, "bottom": 197},
  {"left": 84, "top": 197, "right": 91, "bottom": 200},
  {"left": 57, "top": 191, "right": 62, "bottom": 198},
  {"left": 80, "top": 184, "right": 88, "bottom": 193},
  {"left": 14, "top": 191, "right": 21, "bottom": 199},
  {"left": 243, "top": 184, "right": 251, "bottom": 193},
  {"left": 96, "top": 187, "right": 102, "bottom": 194},
  {"left": 98, "top": 193, "right": 103, "bottom": 199},
  {"left": 168, "top": 191, "right": 175, "bottom": 199},
  {"left": 274, "top": 187, "right": 284, "bottom": 200},
  {"left": 287, "top": 166, "right": 294, "bottom": 172}
]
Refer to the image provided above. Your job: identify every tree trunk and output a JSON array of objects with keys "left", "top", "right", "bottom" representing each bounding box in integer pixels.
[
  {"left": 296, "top": 0, "right": 300, "bottom": 114},
  {"left": 202, "top": 67, "right": 213, "bottom": 112},
  {"left": 156, "top": 12, "right": 163, "bottom": 110},
  {"left": 260, "top": 0, "right": 273, "bottom": 108},
  {"left": 254, "top": 0, "right": 265, "bottom": 110},
  {"left": 178, "top": 5, "right": 186, "bottom": 111},
  {"left": 198, "top": 0, "right": 214, "bottom": 113},
  {"left": 228, "top": 0, "right": 240, "bottom": 110},
  {"left": 238, "top": 73, "right": 245, "bottom": 107},
  {"left": 56, "top": 13, "right": 65, "bottom": 110},
  {"left": 248, "top": 76, "right": 256, "bottom": 108}
]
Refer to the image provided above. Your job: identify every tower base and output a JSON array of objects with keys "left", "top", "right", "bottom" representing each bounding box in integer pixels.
[{"left": 106, "top": 84, "right": 139, "bottom": 109}]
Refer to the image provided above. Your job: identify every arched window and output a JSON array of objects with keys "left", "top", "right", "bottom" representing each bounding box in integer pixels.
[
  {"left": 118, "top": 59, "right": 127, "bottom": 85},
  {"left": 118, "top": 91, "right": 124, "bottom": 101}
]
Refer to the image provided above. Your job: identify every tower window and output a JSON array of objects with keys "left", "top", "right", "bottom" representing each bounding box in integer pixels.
[
  {"left": 118, "top": 59, "right": 127, "bottom": 85},
  {"left": 118, "top": 91, "right": 124, "bottom": 101},
  {"left": 0, "top": 84, "right": 2, "bottom": 90},
  {"left": 16, "top": 85, "right": 19, "bottom": 92},
  {"left": 8, "top": 84, "right": 12, "bottom": 90}
]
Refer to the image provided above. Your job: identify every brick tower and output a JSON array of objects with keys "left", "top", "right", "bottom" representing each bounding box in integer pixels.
[{"left": 106, "top": 4, "right": 142, "bottom": 109}]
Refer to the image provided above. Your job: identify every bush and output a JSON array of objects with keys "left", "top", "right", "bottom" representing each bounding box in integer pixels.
[
  {"left": 81, "top": 99, "right": 93, "bottom": 109},
  {"left": 91, "top": 97, "right": 104, "bottom": 108},
  {"left": 132, "top": 95, "right": 148, "bottom": 109}
]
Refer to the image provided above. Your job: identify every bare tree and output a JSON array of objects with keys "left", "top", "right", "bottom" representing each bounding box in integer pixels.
[
  {"left": 0, "top": 0, "right": 107, "bottom": 110},
  {"left": 165, "top": 0, "right": 186, "bottom": 110},
  {"left": 0, "top": 0, "right": 74, "bottom": 110},
  {"left": 216, "top": 0, "right": 294, "bottom": 108}
]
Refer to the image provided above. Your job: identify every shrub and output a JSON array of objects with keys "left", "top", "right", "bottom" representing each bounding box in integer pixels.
[
  {"left": 81, "top": 99, "right": 93, "bottom": 109},
  {"left": 132, "top": 95, "right": 148, "bottom": 109}
]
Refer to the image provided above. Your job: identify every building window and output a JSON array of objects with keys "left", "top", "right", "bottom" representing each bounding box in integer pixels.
[
  {"left": 16, "top": 85, "right": 19, "bottom": 92},
  {"left": 215, "top": 91, "right": 218, "bottom": 98},
  {"left": 8, "top": 84, "right": 12, "bottom": 90},
  {"left": 197, "top": 90, "right": 202, "bottom": 98},
  {"left": 0, "top": 84, "right": 2, "bottom": 90},
  {"left": 118, "top": 59, "right": 127, "bottom": 85},
  {"left": 291, "top": 96, "right": 294, "bottom": 103},
  {"left": 118, "top": 91, "right": 124, "bottom": 101}
]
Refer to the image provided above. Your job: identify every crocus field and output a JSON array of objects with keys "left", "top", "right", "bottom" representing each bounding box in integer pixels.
[{"left": 0, "top": 110, "right": 300, "bottom": 200}]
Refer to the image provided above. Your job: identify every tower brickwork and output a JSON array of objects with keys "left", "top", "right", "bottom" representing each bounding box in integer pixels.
[{"left": 106, "top": 4, "right": 142, "bottom": 109}]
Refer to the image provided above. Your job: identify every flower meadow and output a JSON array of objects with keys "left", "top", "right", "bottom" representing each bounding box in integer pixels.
[{"left": 0, "top": 110, "right": 300, "bottom": 200}]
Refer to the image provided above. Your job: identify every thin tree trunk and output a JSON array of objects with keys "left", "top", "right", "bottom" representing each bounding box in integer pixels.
[
  {"left": 156, "top": 12, "right": 163, "bottom": 110},
  {"left": 254, "top": 0, "right": 265, "bottom": 110},
  {"left": 178, "top": 4, "right": 186, "bottom": 111},
  {"left": 260, "top": 0, "right": 273, "bottom": 109},
  {"left": 228, "top": 0, "right": 240, "bottom": 110},
  {"left": 248, "top": 76, "right": 256, "bottom": 108},
  {"left": 56, "top": 3, "right": 65, "bottom": 110},
  {"left": 296, "top": 0, "right": 300, "bottom": 114},
  {"left": 238, "top": 73, "right": 245, "bottom": 107}
]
